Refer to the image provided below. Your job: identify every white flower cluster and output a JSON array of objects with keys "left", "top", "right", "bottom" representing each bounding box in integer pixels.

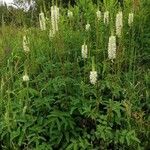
[
  {"left": 23, "top": 73, "right": 29, "bottom": 82},
  {"left": 51, "top": 5, "right": 59, "bottom": 35},
  {"left": 90, "top": 71, "right": 98, "bottom": 85},
  {"left": 104, "top": 11, "right": 109, "bottom": 25},
  {"left": 23, "top": 35, "right": 30, "bottom": 53},
  {"left": 81, "top": 42, "right": 88, "bottom": 59},
  {"left": 96, "top": 10, "right": 101, "bottom": 20},
  {"left": 68, "top": 10, "right": 73, "bottom": 18},
  {"left": 128, "top": 13, "right": 134, "bottom": 26},
  {"left": 108, "top": 35, "right": 117, "bottom": 60},
  {"left": 85, "top": 23, "right": 90, "bottom": 31},
  {"left": 39, "top": 12, "right": 46, "bottom": 31},
  {"left": 116, "top": 11, "right": 123, "bottom": 37}
]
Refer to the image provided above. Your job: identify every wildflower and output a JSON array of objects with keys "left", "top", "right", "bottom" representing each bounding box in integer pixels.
[
  {"left": 68, "top": 10, "right": 73, "bottom": 18},
  {"left": 39, "top": 11, "right": 46, "bottom": 30},
  {"left": 90, "top": 71, "right": 98, "bottom": 85},
  {"left": 116, "top": 11, "right": 123, "bottom": 37},
  {"left": 85, "top": 23, "right": 90, "bottom": 31},
  {"left": 108, "top": 35, "right": 117, "bottom": 60},
  {"left": 51, "top": 5, "right": 59, "bottom": 35},
  {"left": 23, "top": 35, "right": 30, "bottom": 53},
  {"left": 81, "top": 42, "right": 88, "bottom": 59},
  {"left": 23, "top": 72, "right": 29, "bottom": 82},
  {"left": 128, "top": 13, "right": 134, "bottom": 26},
  {"left": 96, "top": 10, "right": 101, "bottom": 20},
  {"left": 90, "top": 57, "right": 98, "bottom": 85},
  {"left": 104, "top": 11, "right": 109, "bottom": 25}
]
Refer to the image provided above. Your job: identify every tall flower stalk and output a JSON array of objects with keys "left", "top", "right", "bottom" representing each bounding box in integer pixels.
[
  {"left": 90, "top": 57, "right": 98, "bottom": 85},
  {"left": 96, "top": 10, "right": 101, "bottom": 21},
  {"left": 39, "top": 11, "right": 46, "bottom": 31},
  {"left": 104, "top": 11, "right": 109, "bottom": 25},
  {"left": 81, "top": 42, "right": 88, "bottom": 59},
  {"left": 128, "top": 12, "right": 135, "bottom": 83},
  {"left": 116, "top": 11, "right": 123, "bottom": 37},
  {"left": 22, "top": 68, "right": 30, "bottom": 115},
  {"left": 23, "top": 35, "right": 30, "bottom": 53},
  {"left": 108, "top": 35, "right": 117, "bottom": 61},
  {"left": 128, "top": 13, "right": 134, "bottom": 26},
  {"left": 51, "top": 5, "right": 59, "bottom": 36}
]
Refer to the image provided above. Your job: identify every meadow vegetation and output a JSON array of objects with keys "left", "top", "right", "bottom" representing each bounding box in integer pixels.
[{"left": 0, "top": 0, "right": 150, "bottom": 149}]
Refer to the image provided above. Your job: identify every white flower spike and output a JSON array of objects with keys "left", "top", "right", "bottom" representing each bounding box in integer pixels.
[
  {"left": 90, "top": 57, "right": 98, "bottom": 85},
  {"left": 81, "top": 42, "right": 88, "bottom": 59},
  {"left": 96, "top": 10, "right": 101, "bottom": 20},
  {"left": 108, "top": 35, "right": 117, "bottom": 60},
  {"left": 116, "top": 11, "right": 123, "bottom": 37},
  {"left": 39, "top": 11, "right": 46, "bottom": 31},
  {"left": 51, "top": 5, "right": 59, "bottom": 35},
  {"left": 128, "top": 13, "right": 134, "bottom": 26},
  {"left": 104, "top": 11, "right": 109, "bottom": 25},
  {"left": 23, "top": 35, "right": 30, "bottom": 53},
  {"left": 90, "top": 71, "right": 98, "bottom": 85}
]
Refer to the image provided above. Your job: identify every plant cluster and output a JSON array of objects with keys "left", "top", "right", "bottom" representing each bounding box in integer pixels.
[{"left": 0, "top": 0, "right": 150, "bottom": 149}]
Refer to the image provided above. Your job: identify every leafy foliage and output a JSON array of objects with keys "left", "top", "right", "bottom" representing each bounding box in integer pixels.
[{"left": 0, "top": 0, "right": 150, "bottom": 149}]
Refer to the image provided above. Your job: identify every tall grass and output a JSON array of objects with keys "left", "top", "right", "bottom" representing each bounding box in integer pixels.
[{"left": 0, "top": 0, "right": 149, "bottom": 149}]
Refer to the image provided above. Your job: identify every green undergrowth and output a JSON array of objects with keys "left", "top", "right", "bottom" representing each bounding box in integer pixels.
[{"left": 0, "top": 0, "right": 149, "bottom": 149}]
